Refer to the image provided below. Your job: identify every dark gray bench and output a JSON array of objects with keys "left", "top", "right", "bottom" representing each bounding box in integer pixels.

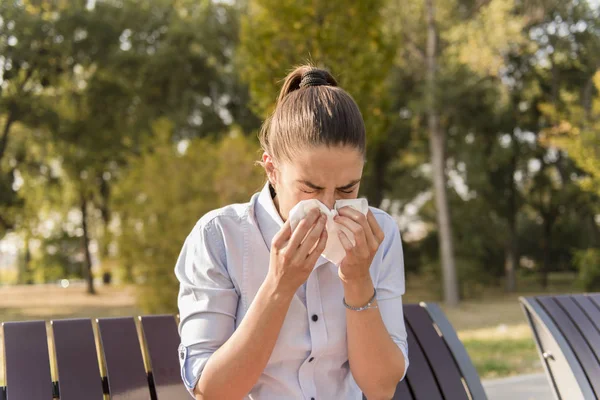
[
  {"left": 0, "top": 303, "right": 486, "bottom": 400},
  {"left": 520, "top": 293, "right": 600, "bottom": 400}
]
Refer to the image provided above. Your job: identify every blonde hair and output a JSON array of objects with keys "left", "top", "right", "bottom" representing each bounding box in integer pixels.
[{"left": 259, "top": 65, "right": 366, "bottom": 164}]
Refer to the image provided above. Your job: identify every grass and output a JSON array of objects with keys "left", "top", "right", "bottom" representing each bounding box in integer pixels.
[
  {"left": 0, "top": 272, "right": 582, "bottom": 385},
  {"left": 459, "top": 324, "right": 541, "bottom": 379}
]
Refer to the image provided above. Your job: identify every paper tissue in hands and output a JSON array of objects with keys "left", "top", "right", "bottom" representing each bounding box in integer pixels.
[{"left": 288, "top": 198, "right": 369, "bottom": 265}]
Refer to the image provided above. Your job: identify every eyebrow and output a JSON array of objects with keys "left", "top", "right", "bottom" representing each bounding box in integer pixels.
[{"left": 297, "top": 179, "right": 361, "bottom": 190}]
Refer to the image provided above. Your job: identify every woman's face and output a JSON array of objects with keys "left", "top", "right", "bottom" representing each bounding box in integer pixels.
[{"left": 263, "top": 145, "right": 365, "bottom": 221}]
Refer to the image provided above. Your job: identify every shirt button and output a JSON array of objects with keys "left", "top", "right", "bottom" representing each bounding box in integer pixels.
[
  {"left": 311, "top": 314, "right": 319, "bottom": 322},
  {"left": 309, "top": 357, "right": 314, "bottom": 362}
]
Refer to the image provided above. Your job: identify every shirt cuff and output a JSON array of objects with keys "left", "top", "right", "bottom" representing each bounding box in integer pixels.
[
  {"left": 179, "top": 343, "right": 208, "bottom": 398},
  {"left": 397, "top": 341, "right": 409, "bottom": 381}
]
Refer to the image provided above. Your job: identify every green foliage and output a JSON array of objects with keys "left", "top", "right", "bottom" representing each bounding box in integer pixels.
[
  {"left": 33, "top": 229, "right": 85, "bottom": 283},
  {"left": 574, "top": 249, "right": 600, "bottom": 291},
  {"left": 541, "top": 71, "right": 600, "bottom": 198},
  {"left": 114, "top": 124, "right": 264, "bottom": 313},
  {"left": 0, "top": 0, "right": 259, "bottom": 293},
  {"left": 1, "top": 0, "right": 599, "bottom": 308},
  {"left": 239, "top": 0, "right": 395, "bottom": 204}
]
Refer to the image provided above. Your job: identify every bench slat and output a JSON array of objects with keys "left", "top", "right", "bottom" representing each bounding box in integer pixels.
[
  {"left": 52, "top": 319, "right": 104, "bottom": 400},
  {"left": 404, "top": 321, "right": 442, "bottom": 400},
  {"left": 574, "top": 295, "right": 600, "bottom": 333},
  {"left": 362, "top": 374, "right": 412, "bottom": 400},
  {"left": 563, "top": 296, "right": 600, "bottom": 363},
  {"left": 404, "top": 304, "right": 469, "bottom": 400},
  {"left": 538, "top": 296, "right": 600, "bottom": 397},
  {"left": 392, "top": 377, "right": 413, "bottom": 400},
  {"left": 589, "top": 293, "right": 600, "bottom": 314},
  {"left": 521, "top": 297, "right": 593, "bottom": 400},
  {"left": 140, "top": 315, "right": 189, "bottom": 399},
  {"left": 3, "top": 321, "right": 53, "bottom": 400},
  {"left": 424, "top": 303, "right": 487, "bottom": 400},
  {"left": 97, "top": 318, "right": 151, "bottom": 400}
]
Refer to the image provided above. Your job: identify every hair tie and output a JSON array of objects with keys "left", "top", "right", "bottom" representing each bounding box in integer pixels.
[{"left": 300, "top": 70, "right": 329, "bottom": 88}]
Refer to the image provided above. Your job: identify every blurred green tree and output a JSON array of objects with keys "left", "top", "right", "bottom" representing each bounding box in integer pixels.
[
  {"left": 384, "top": 0, "right": 525, "bottom": 303},
  {"left": 114, "top": 122, "right": 264, "bottom": 313},
  {"left": 238, "top": 0, "right": 396, "bottom": 207},
  {"left": 1, "top": 0, "right": 258, "bottom": 294}
]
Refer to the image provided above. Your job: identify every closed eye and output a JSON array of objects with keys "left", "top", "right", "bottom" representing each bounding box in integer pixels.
[{"left": 297, "top": 179, "right": 360, "bottom": 193}]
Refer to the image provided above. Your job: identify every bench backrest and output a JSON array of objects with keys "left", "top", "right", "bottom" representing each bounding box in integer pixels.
[
  {"left": 0, "top": 303, "right": 485, "bottom": 400},
  {"left": 520, "top": 293, "right": 600, "bottom": 400}
]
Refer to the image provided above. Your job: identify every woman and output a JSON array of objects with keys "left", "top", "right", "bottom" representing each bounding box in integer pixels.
[{"left": 176, "top": 65, "right": 409, "bottom": 400}]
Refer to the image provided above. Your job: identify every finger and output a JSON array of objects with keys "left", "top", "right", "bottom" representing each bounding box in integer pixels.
[
  {"left": 338, "top": 229, "right": 354, "bottom": 251},
  {"left": 338, "top": 207, "right": 378, "bottom": 250},
  {"left": 298, "top": 214, "right": 327, "bottom": 256},
  {"left": 366, "top": 210, "right": 385, "bottom": 244},
  {"left": 272, "top": 218, "right": 292, "bottom": 249},
  {"left": 334, "top": 215, "right": 367, "bottom": 250},
  {"left": 306, "top": 228, "right": 328, "bottom": 264},
  {"left": 288, "top": 208, "right": 322, "bottom": 250}
]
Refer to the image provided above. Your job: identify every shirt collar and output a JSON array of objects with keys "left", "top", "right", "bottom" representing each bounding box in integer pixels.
[
  {"left": 254, "top": 182, "right": 284, "bottom": 253},
  {"left": 258, "top": 182, "right": 285, "bottom": 228}
]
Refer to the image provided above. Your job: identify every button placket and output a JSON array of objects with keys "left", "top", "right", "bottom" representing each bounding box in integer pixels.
[{"left": 304, "top": 272, "right": 326, "bottom": 400}]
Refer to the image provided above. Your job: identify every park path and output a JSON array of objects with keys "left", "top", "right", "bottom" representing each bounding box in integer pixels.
[{"left": 483, "top": 373, "right": 553, "bottom": 400}]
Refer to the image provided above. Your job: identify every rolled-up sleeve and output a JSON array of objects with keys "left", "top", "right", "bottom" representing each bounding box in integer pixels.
[
  {"left": 175, "top": 219, "right": 239, "bottom": 397},
  {"left": 375, "top": 215, "right": 409, "bottom": 381}
]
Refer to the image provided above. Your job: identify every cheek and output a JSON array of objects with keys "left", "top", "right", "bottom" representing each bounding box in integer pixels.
[
  {"left": 287, "top": 189, "right": 315, "bottom": 208},
  {"left": 337, "top": 192, "right": 358, "bottom": 200},
  {"left": 276, "top": 186, "right": 309, "bottom": 218}
]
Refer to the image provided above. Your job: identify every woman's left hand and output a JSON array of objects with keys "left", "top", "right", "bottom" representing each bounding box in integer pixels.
[{"left": 334, "top": 208, "right": 385, "bottom": 284}]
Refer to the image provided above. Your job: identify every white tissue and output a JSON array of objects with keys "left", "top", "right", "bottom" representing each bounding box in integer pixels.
[{"left": 288, "top": 198, "right": 369, "bottom": 265}]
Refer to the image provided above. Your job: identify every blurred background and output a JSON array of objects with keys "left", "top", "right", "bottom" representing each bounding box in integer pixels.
[{"left": 1, "top": 0, "right": 599, "bottom": 386}]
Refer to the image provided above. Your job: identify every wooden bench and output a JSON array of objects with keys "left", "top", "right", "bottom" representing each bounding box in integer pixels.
[
  {"left": 0, "top": 303, "right": 487, "bottom": 400},
  {"left": 520, "top": 293, "right": 600, "bottom": 400}
]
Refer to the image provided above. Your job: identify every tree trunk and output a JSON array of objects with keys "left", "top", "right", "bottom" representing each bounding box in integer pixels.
[
  {"left": 0, "top": 110, "right": 15, "bottom": 162},
  {"left": 582, "top": 75, "right": 594, "bottom": 119},
  {"left": 17, "top": 234, "right": 32, "bottom": 284},
  {"left": 426, "top": 0, "right": 459, "bottom": 306},
  {"left": 364, "top": 142, "right": 388, "bottom": 207},
  {"left": 504, "top": 223, "right": 517, "bottom": 292},
  {"left": 540, "top": 216, "right": 554, "bottom": 289},
  {"left": 0, "top": 213, "right": 12, "bottom": 231},
  {"left": 99, "top": 175, "right": 112, "bottom": 266},
  {"left": 81, "top": 192, "right": 96, "bottom": 295},
  {"left": 505, "top": 132, "right": 519, "bottom": 292}
]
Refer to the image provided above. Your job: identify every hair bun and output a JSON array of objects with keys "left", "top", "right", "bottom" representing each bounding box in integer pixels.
[{"left": 299, "top": 69, "right": 330, "bottom": 88}]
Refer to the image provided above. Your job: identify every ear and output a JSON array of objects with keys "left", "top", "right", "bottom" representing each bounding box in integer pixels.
[{"left": 262, "top": 152, "right": 277, "bottom": 185}]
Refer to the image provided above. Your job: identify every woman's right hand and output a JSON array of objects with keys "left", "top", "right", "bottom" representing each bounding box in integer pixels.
[{"left": 267, "top": 208, "right": 328, "bottom": 296}]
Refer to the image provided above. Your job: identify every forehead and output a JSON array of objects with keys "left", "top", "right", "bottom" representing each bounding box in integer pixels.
[{"left": 281, "top": 145, "right": 364, "bottom": 183}]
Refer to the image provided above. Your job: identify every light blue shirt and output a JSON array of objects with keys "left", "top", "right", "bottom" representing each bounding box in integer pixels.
[{"left": 176, "top": 183, "right": 409, "bottom": 399}]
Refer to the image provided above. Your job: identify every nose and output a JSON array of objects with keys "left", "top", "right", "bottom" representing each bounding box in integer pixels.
[{"left": 319, "top": 191, "right": 336, "bottom": 210}]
